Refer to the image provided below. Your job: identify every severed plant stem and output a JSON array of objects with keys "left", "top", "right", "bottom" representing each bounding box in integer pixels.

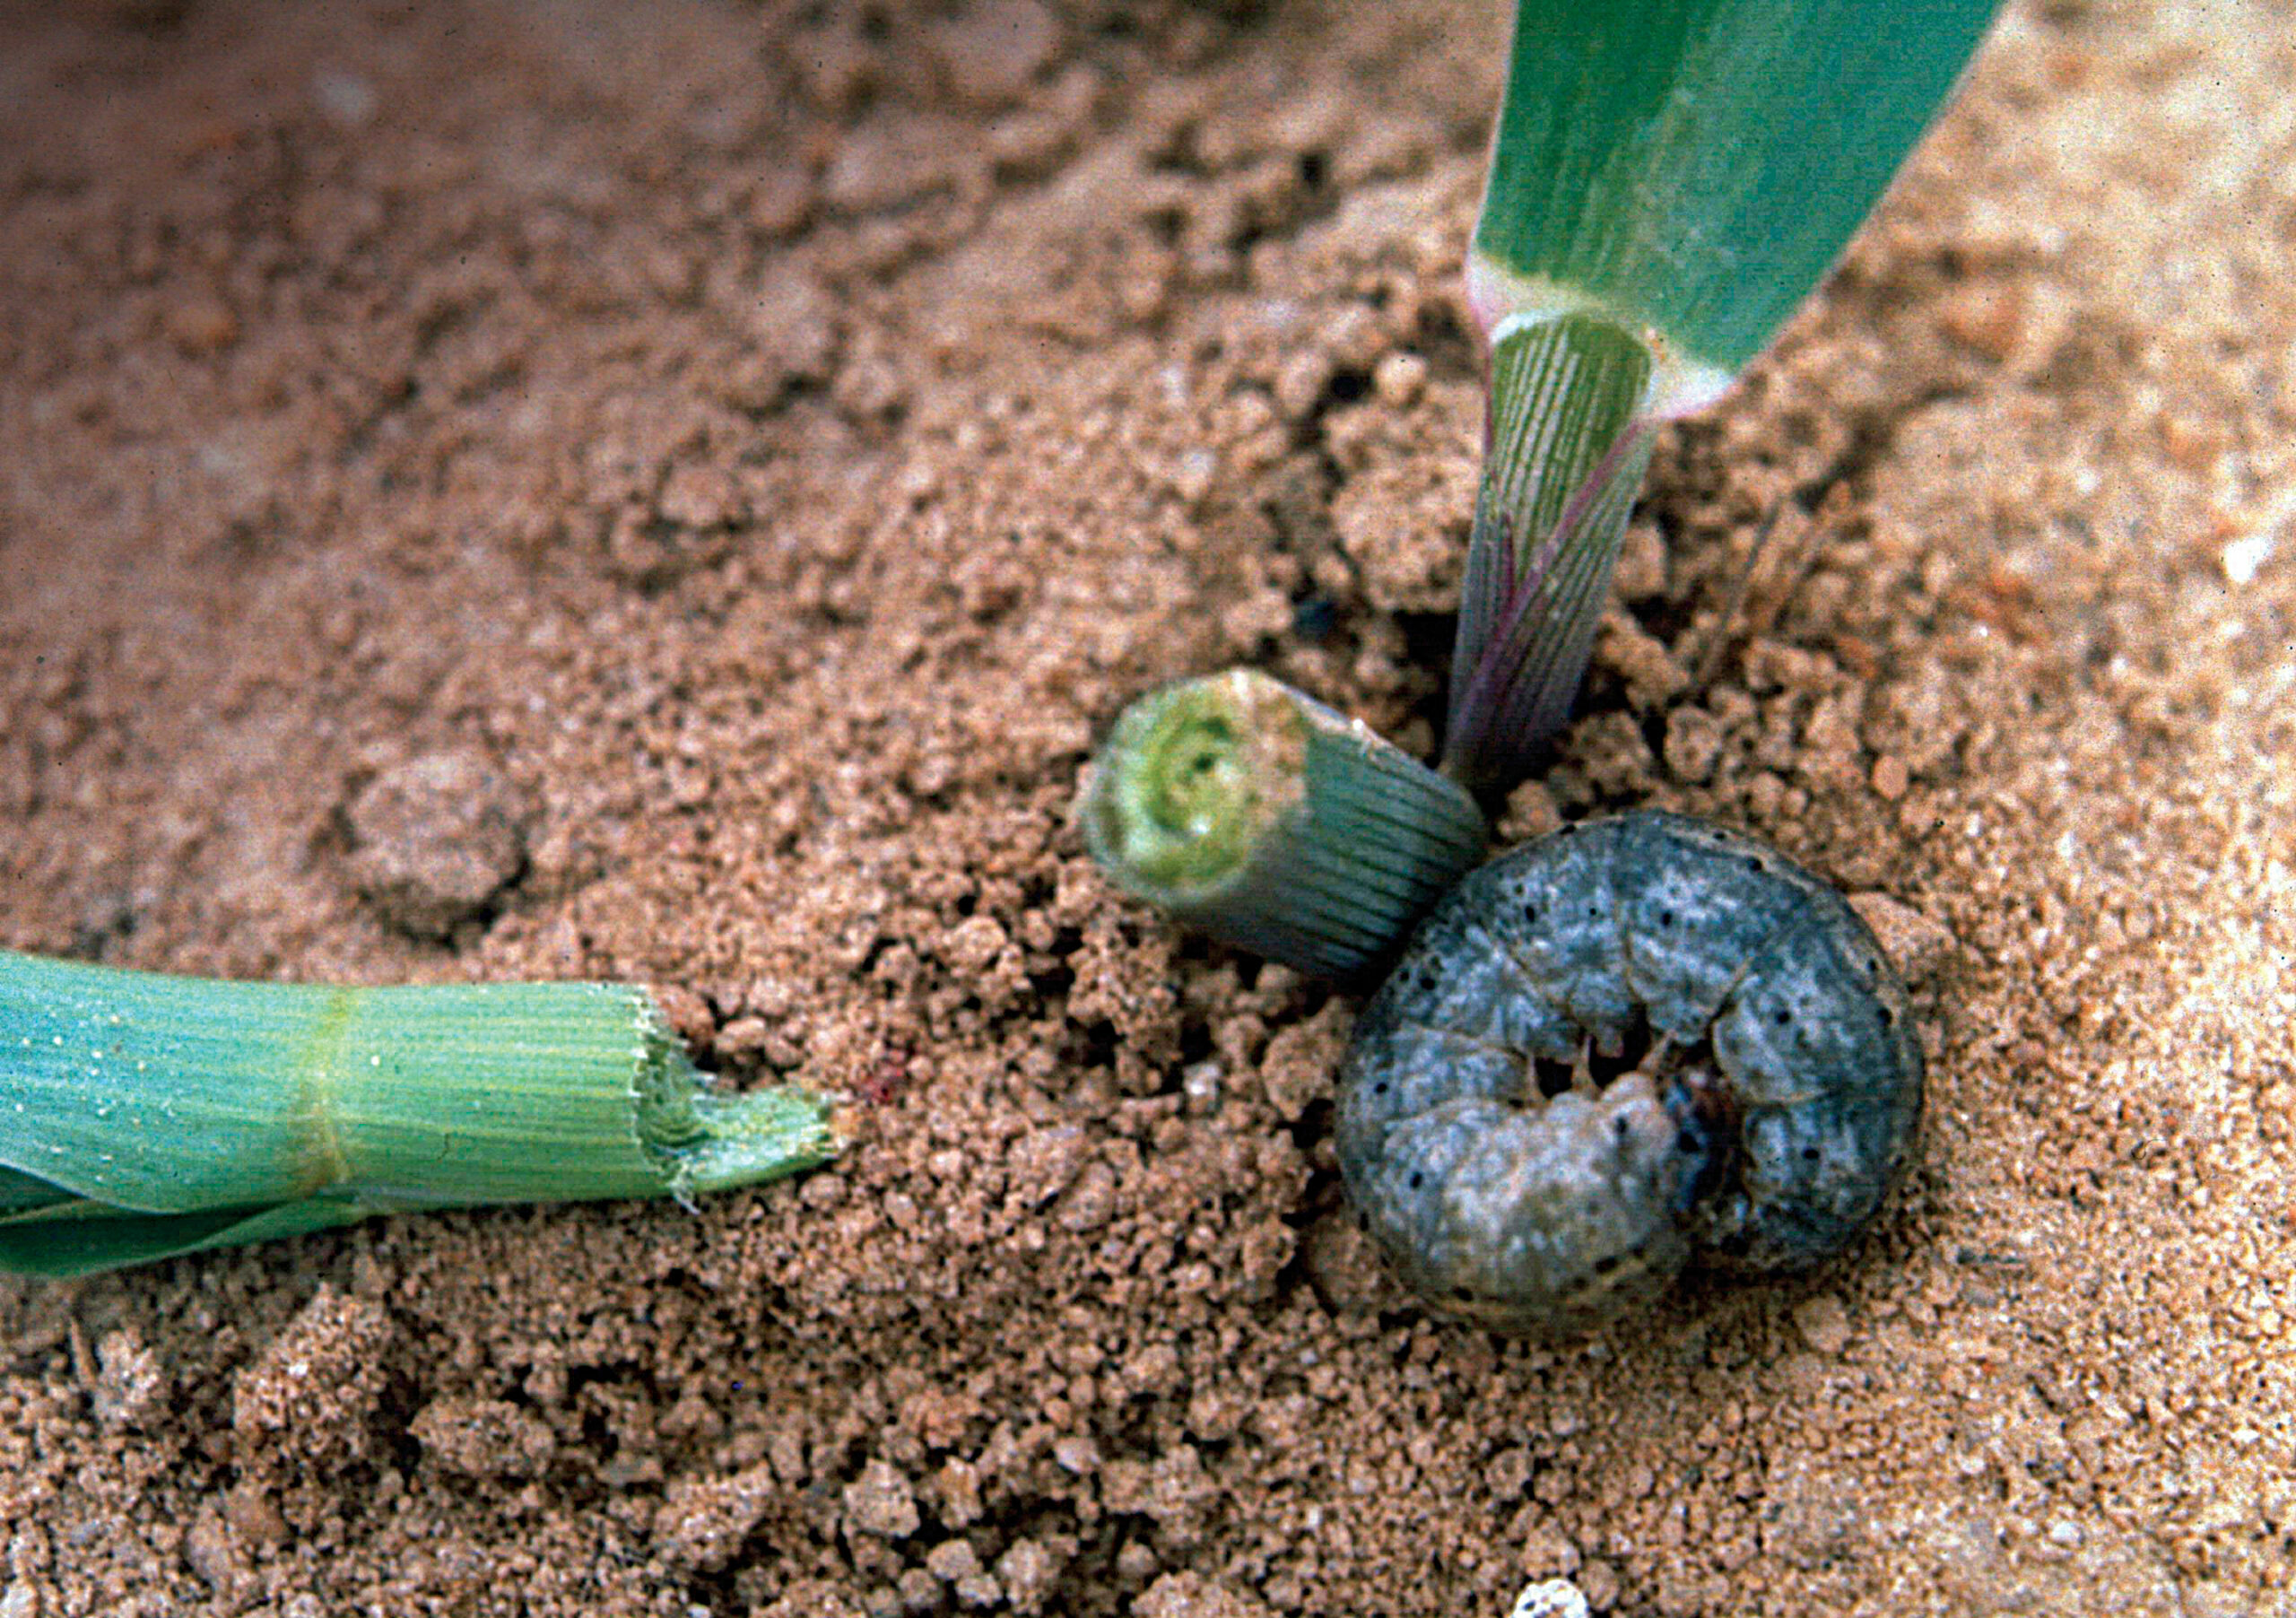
[
  {"left": 0, "top": 953, "right": 847, "bottom": 1278},
  {"left": 1082, "top": 669, "right": 1488, "bottom": 979}
]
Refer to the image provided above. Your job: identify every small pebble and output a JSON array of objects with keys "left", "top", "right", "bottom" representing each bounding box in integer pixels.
[
  {"left": 1275, "top": 351, "right": 1333, "bottom": 421},
  {"left": 1793, "top": 1292, "right": 1853, "bottom": 1357},
  {"left": 995, "top": 1539, "right": 1057, "bottom": 1614},
  {"left": 1371, "top": 350, "right": 1427, "bottom": 408},
  {"left": 91, "top": 1329, "right": 166, "bottom": 1430},
  {"left": 1937, "top": 279, "right": 2025, "bottom": 361},
  {"left": 1509, "top": 1579, "right": 1591, "bottom": 1618},
  {"left": 841, "top": 1459, "right": 920, "bottom": 1539},
  {"left": 1611, "top": 522, "right": 1668, "bottom": 602},
  {"left": 925, "top": 1540, "right": 983, "bottom": 1585},
  {"left": 347, "top": 749, "right": 533, "bottom": 938},
  {"left": 2222, "top": 532, "right": 2274, "bottom": 586},
  {"left": 1663, "top": 704, "right": 1724, "bottom": 783}
]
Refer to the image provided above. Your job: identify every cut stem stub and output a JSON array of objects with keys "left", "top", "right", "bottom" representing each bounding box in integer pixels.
[{"left": 1081, "top": 669, "right": 1488, "bottom": 979}]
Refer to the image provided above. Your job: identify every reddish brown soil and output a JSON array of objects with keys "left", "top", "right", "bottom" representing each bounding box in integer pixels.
[{"left": 1, "top": 3, "right": 2291, "bottom": 1615}]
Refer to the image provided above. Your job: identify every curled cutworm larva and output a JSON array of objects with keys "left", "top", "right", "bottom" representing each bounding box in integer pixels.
[{"left": 1335, "top": 809, "right": 1922, "bottom": 1335}]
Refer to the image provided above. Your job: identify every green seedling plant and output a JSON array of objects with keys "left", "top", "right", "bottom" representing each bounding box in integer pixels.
[
  {"left": 1087, "top": 0, "right": 1998, "bottom": 971},
  {"left": 0, "top": 953, "right": 843, "bottom": 1277},
  {"left": 1446, "top": 0, "right": 1998, "bottom": 798}
]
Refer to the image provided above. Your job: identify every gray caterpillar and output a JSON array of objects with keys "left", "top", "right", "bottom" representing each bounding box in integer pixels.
[{"left": 1335, "top": 809, "right": 1922, "bottom": 1335}]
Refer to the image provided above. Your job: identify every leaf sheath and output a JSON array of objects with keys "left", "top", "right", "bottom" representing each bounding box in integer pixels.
[{"left": 1442, "top": 313, "right": 1655, "bottom": 798}]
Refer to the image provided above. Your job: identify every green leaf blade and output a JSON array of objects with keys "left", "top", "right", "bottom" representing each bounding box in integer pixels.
[
  {"left": 0, "top": 1199, "right": 374, "bottom": 1282},
  {"left": 1474, "top": 0, "right": 1999, "bottom": 404}
]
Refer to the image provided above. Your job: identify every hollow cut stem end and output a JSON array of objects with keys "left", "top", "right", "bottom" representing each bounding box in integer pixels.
[{"left": 1083, "top": 670, "right": 1489, "bottom": 978}]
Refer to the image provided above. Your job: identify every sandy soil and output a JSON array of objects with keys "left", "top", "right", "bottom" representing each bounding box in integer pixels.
[{"left": 1, "top": 1, "right": 2292, "bottom": 1614}]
